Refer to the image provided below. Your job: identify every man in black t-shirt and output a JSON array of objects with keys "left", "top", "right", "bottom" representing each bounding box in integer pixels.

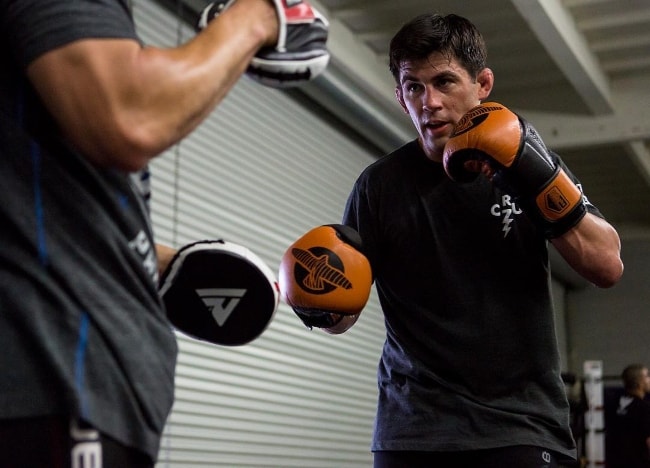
[
  {"left": 607, "top": 364, "right": 650, "bottom": 468},
  {"left": 281, "top": 12, "right": 625, "bottom": 468}
]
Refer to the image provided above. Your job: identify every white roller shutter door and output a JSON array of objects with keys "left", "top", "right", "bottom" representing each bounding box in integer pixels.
[{"left": 132, "top": 2, "right": 387, "bottom": 466}]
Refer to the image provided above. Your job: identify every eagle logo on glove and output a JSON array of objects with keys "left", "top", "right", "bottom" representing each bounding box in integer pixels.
[{"left": 290, "top": 247, "right": 352, "bottom": 294}]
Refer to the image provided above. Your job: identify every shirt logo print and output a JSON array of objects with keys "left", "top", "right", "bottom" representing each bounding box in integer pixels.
[{"left": 490, "top": 194, "right": 523, "bottom": 238}]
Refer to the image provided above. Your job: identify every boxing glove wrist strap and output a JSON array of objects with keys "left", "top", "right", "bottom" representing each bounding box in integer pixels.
[
  {"left": 503, "top": 119, "right": 587, "bottom": 238},
  {"left": 293, "top": 308, "right": 344, "bottom": 329}
]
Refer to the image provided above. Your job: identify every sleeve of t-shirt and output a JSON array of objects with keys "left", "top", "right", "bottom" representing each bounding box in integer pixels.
[
  {"left": 3, "top": 0, "right": 141, "bottom": 70},
  {"left": 342, "top": 172, "right": 379, "bottom": 271},
  {"left": 552, "top": 151, "right": 604, "bottom": 219}
]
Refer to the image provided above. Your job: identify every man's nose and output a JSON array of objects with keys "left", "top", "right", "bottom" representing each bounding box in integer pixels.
[{"left": 422, "top": 86, "right": 442, "bottom": 111}]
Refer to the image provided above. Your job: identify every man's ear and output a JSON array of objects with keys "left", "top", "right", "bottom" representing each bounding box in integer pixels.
[
  {"left": 476, "top": 68, "right": 494, "bottom": 101},
  {"left": 395, "top": 87, "right": 408, "bottom": 114}
]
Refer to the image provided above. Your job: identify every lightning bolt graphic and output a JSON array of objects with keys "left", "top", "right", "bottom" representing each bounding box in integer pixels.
[{"left": 502, "top": 208, "right": 513, "bottom": 238}]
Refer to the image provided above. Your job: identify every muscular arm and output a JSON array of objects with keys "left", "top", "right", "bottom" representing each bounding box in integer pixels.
[
  {"left": 551, "top": 212, "right": 623, "bottom": 288},
  {"left": 26, "top": 0, "right": 277, "bottom": 171}
]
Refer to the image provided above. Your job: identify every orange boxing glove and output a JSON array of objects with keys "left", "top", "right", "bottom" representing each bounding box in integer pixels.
[
  {"left": 278, "top": 224, "right": 372, "bottom": 329},
  {"left": 443, "top": 102, "right": 586, "bottom": 238}
]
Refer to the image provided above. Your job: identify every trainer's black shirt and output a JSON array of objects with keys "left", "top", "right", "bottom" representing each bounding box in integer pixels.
[{"left": 0, "top": 0, "right": 177, "bottom": 460}]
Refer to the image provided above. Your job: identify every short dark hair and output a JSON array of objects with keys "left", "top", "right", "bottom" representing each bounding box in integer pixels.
[
  {"left": 388, "top": 13, "right": 487, "bottom": 84},
  {"left": 622, "top": 364, "right": 647, "bottom": 392}
]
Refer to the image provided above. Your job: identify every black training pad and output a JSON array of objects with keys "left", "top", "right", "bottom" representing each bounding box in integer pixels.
[{"left": 162, "top": 249, "right": 276, "bottom": 346}]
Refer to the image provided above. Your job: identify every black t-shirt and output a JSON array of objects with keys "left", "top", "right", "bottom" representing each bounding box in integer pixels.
[
  {"left": 607, "top": 394, "right": 650, "bottom": 468},
  {"left": 344, "top": 139, "right": 601, "bottom": 458},
  {"left": 0, "top": 0, "right": 177, "bottom": 460}
]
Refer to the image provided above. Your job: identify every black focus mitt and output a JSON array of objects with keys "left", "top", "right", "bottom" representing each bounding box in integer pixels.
[
  {"left": 159, "top": 240, "right": 279, "bottom": 346},
  {"left": 198, "top": 0, "right": 330, "bottom": 88}
]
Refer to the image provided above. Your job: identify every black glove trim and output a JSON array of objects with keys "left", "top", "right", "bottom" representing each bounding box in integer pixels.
[{"left": 293, "top": 308, "right": 344, "bottom": 329}]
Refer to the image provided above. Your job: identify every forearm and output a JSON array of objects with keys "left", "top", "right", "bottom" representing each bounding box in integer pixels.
[
  {"left": 26, "top": 0, "right": 276, "bottom": 171},
  {"left": 123, "top": 0, "right": 277, "bottom": 158},
  {"left": 156, "top": 244, "right": 177, "bottom": 278},
  {"left": 551, "top": 212, "right": 623, "bottom": 288}
]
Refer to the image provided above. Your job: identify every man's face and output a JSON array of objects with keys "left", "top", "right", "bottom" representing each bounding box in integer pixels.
[
  {"left": 642, "top": 367, "right": 650, "bottom": 394},
  {"left": 395, "top": 52, "right": 492, "bottom": 162}
]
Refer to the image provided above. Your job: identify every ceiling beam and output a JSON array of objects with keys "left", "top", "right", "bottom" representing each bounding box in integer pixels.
[
  {"left": 509, "top": 0, "right": 614, "bottom": 115},
  {"left": 519, "top": 111, "right": 650, "bottom": 150},
  {"left": 517, "top": 74, "right": 650, "bottom": 150},
  {"left": 627, "top": 141, "right": 650, "bottom": 188}
]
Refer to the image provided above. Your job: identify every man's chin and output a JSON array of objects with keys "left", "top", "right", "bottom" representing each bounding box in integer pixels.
[{"left": 417, "top": 137, "right": 444, "bottom": 162}]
